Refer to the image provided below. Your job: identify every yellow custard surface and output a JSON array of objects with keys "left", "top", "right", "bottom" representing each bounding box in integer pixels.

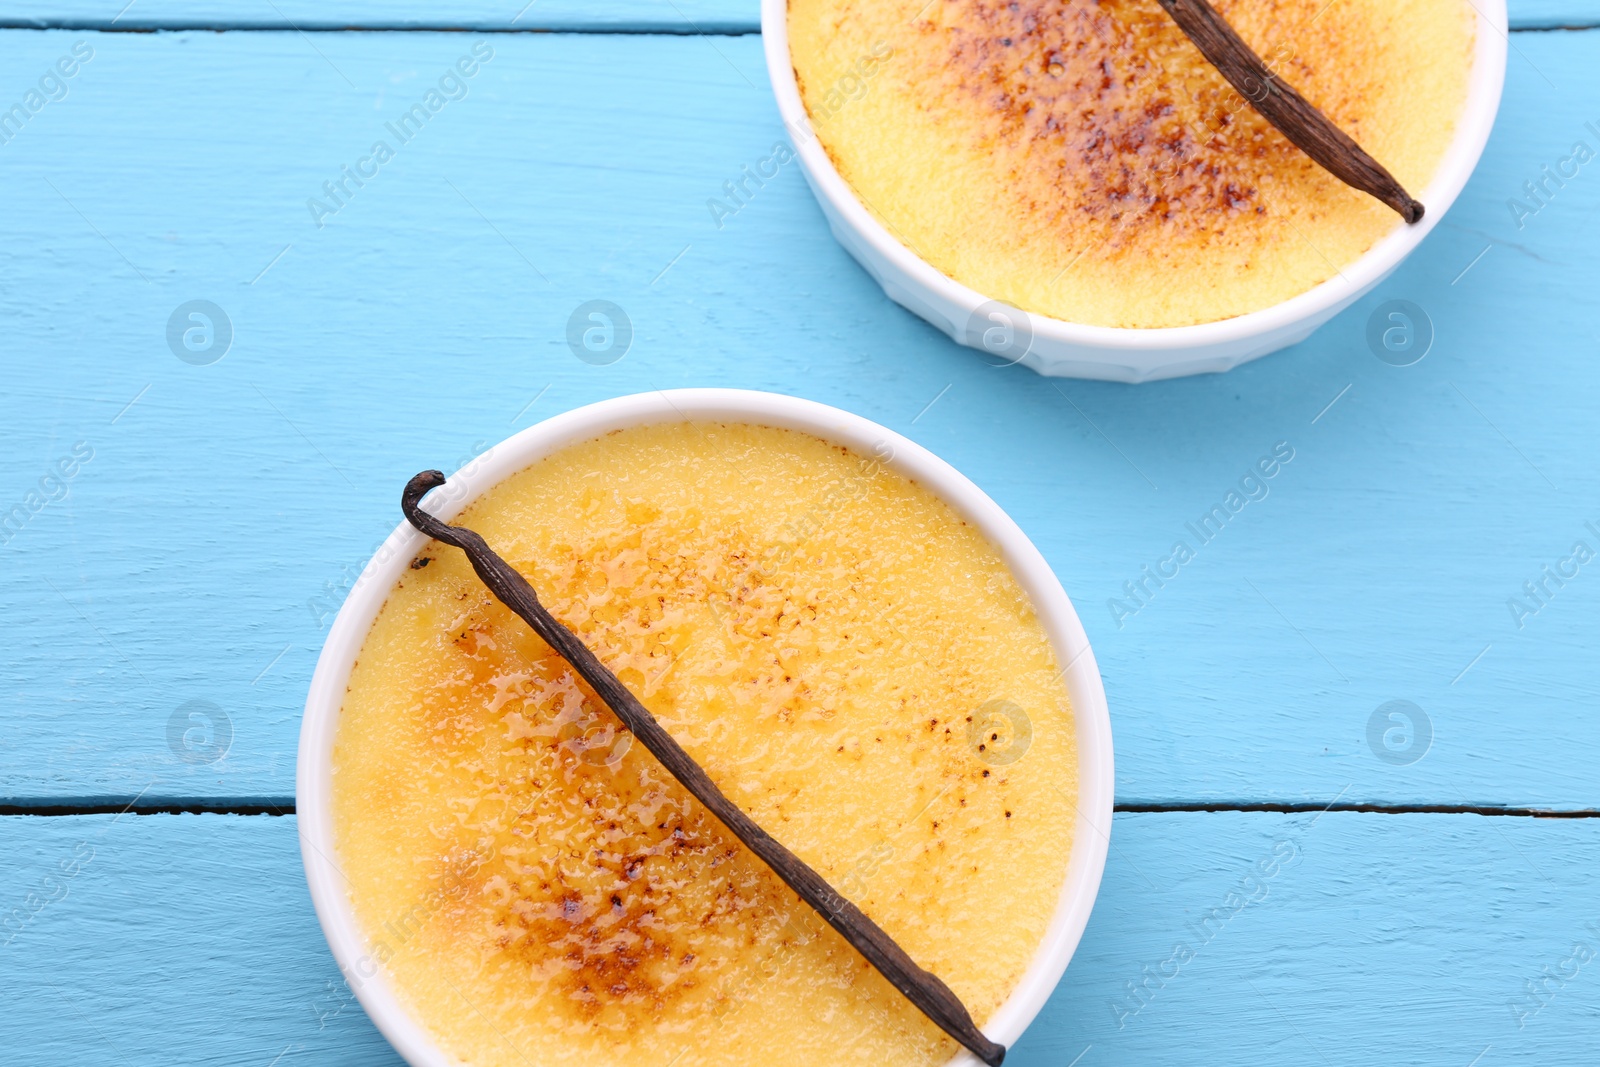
[
  {"left": 332, "top": 422, "right": 1077, "bottom": 1067},
  {"left": 789, "top": 0, "right": 1475, "bottom": 327}
]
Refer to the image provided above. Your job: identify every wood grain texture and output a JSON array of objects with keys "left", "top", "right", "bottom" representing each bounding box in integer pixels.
[
  {"left": 1502, "top": 0, "right": 1600, "bottom": 28},
  {"left": 3, "top": 811, "right": 1598, "bottom": 1065},
  {"left": 0, "top": 0, "right": 1593, "bottom": 30},
  {"left": 0, "top": 28, "right": 1597, "bottom": 809},
  {"left": 0, "top": 0, "right": 762, "bottom": 32}
]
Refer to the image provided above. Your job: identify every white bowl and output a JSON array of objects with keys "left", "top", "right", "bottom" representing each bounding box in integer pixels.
[
  {"left": 298, "top": 389, "right": 1114, "bottom": 1066},
  {"left": 762, "top": 0, "right": 1507, "bottom": 382}
]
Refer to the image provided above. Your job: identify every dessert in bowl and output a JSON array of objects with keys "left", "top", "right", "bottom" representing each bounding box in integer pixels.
[
  {"left": 766, "top": 0, "right": 1506, "bottom": 380},
  {"left": 299, "top": 390, "right": 1113, "bottom": 1067}
]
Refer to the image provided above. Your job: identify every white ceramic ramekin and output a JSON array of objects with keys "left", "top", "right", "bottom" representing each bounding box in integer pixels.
[
  {"left": 762, "top": 0, "right": 1507, "bottom": 382},
  {"left": 298, "top": 389, "right": 1113, "bottom": 1067}
]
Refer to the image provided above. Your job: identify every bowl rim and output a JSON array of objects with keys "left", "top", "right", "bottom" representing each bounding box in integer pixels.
[
  {"left": 297, "top": 388, "right": 1114, "bottom": 1067},
  {"left": 760, "top": 0, "right": 1508, "bottom": 351}
]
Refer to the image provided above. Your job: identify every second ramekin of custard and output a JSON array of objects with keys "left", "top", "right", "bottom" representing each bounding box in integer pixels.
[{"left": 764, "top": 0, "right": 1506, "bottom": 382}]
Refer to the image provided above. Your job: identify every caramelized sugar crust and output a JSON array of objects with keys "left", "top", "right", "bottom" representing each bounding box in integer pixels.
[
  {"left": 333, "top": 424, "right": 1077, "bottom": 1067},
  {"left": 788, "top": 0, "right": 1474, "bottom": 327},
  {"left": 934, "top": 0, "right": 1309, "bottom": 234}
]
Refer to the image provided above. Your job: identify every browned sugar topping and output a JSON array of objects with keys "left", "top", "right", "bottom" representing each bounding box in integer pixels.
[{"left": 908, "top": 0, "right": 1352, "bottom": 247}]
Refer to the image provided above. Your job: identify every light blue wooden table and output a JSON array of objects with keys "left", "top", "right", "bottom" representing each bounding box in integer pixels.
[{"left": 3, "top": 3, "right": 1598, "bottom": 1064}]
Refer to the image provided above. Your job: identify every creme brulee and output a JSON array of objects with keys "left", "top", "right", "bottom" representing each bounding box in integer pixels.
[
  {"left": 788, "top": 0, "right": 1475, "bottom": 328},
  {"left": 332, "top": 422, "right": 1076, "bottom": 1067}
]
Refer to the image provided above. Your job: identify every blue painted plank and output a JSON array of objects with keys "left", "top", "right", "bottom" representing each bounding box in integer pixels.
[
  {"left": 1, "top": 28, "right": 1598, "bottom": 808},
  {"left": 0, "top": 0, "right": 1592, "bottom": 30},
  {"left": 0, "top": 0, "right": 761, "bottom": 32},
  {"left": 3, "top": 812, "right": 1596, "bottom": 1065},
  {"left": 1508, "top": 0, "right": 1600, "bottom": 27}
]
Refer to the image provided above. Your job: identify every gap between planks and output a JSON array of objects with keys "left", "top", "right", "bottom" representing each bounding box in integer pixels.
[
  {"left": 4, "top": 800, "right": 1600, "bottom": 818},
  {"left": 0, "top": 20, "right": 1593, "bottom": 34},
  {"left": 0, "top": 21, "right": 764, "bottom": 34}
]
